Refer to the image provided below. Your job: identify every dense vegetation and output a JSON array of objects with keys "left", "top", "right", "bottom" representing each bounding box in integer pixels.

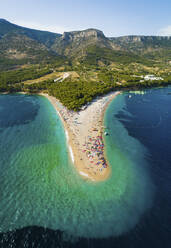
[
  {"left": 0, "top": 63, "right": 171, "bottom": 110},
  {"left": 81, "top": 46, "right": 150, "bottom": 66},
  {"left": 22, "top": 72, "right": 171, "bottom": 111},
  {"left": 0, "top": 19, "right": 171, "bottom": 110},
  {"left": 0, "top": 67, "right": 52, "bottom": 84},
  {"left": 0, "top": 67, "right": 54, "bottom": 92}
]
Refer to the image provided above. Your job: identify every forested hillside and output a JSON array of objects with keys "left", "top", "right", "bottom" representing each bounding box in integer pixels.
[{"left": 0, "top": 19, "right": 171, "bottom": 111}]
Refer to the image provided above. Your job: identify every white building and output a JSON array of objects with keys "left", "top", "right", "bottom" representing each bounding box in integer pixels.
[{"left": 144, "top": 75, "right": 163, "bottom": 81}]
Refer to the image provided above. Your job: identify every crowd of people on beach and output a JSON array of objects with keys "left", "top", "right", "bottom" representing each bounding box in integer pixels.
[
  {"left": 82, "top": 133, "right": 108, "bottom": 171},
  {"left": 55, "top": 98, "right": 109, "bottom": 173}
]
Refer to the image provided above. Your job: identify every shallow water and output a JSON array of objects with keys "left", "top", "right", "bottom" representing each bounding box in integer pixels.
[{"left": 0, "top": 89, "right": 170, "bottom": 247}]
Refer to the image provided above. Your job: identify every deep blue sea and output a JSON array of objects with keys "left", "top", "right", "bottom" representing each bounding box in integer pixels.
[{"left": 0, "top": 88, "right": 170, "bottom": 248}]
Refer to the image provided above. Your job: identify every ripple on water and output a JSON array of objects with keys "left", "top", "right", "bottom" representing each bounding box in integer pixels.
[{"left": 0, "top": 93, "right": 154, "bottom": 239}]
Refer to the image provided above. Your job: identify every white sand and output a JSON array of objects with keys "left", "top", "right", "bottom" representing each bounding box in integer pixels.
[{"left": 41, "top": 91, "right": 120, "bottom": 181}]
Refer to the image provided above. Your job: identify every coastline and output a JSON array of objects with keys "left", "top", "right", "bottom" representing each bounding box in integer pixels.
[{"left": 40, "top": 91, "right": 120, "bottom": 182}]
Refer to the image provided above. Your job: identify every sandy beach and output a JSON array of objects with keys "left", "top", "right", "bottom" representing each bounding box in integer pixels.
[{"left": 41, "top": 91, "right": 120, "bottom": 182}]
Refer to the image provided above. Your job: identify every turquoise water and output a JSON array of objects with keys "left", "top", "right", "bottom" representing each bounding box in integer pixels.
[{"left": 0, "top": 93, "right": 153, "bottom": 239}]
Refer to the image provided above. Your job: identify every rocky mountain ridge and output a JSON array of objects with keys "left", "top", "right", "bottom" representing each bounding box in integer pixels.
[{"left": 0, "top": 19, "right": 171, "bottom": 69}]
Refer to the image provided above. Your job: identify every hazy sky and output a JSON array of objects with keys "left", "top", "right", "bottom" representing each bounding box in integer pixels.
[{"left": 1, "top": 0, "right": 171, "bottom": 36}]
